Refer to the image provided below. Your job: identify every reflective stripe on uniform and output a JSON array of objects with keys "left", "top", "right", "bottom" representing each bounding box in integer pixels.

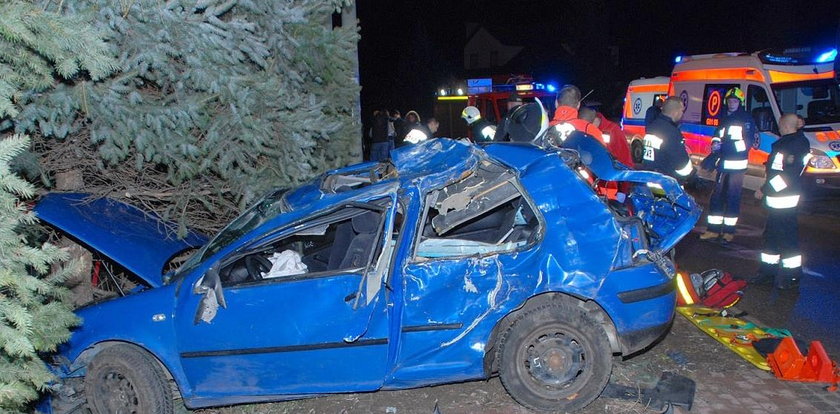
[
  {"left": 768, "top": 175, "right": 787, "bottom": 192},
  {"left": 717, "top": 129, "right": 725, "bottom": 138},
  {"left": 602, "top": 133, "right": 611, "bottom": 143},
  {"left": 643, "top": 134, "right": 663, "bottom": 149},
  {"left": 675, "top": 160, "right": 693, "bottom": 176},
  {"left": 722, "top": 159, "right": 748, "bottom": 170},
  {"left": 771, "top": 153, "right": 784, "bottom": 171},
  {"left": 707, "top": 215, "right": 723, "bottom": 225},
  {"left": 555, "top": 123, "right": 576, "bottom": 142},
  {"left": 729, "top": 125, "right": 743, "bottom": 140},
  {"left": 734, "top": 139, "right": 746, "bottom": 152},
  {"left": 760, "top": 253, "right": 780, "bottom": 264},
  {"left": 480, "top": 125, "right": 496, "bottom": 140},
  {"left": 723, "top": 216, "right": 738, "bottom": 226},
  {"left": 781, "top": 255, "right": 802, "bottom": 269},
  {"left": 766, "top": 194, "right": 800, "bottom": 209}
]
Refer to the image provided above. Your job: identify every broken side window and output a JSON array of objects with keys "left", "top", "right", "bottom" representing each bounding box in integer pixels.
[
  {"left": 415, "top": 161, "right": 541, "bottom": 259},
  {"left": 219, "top": 207, "right": 386, "bottom": 286},
  {"left": 321, "top": 162, "right": 398, "bottom": 193}
]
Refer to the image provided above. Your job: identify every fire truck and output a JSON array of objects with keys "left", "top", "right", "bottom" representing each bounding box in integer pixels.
[
  {"left": 622, "top": 47, "right": 840, "bottom": 191},
  {"left": 434, "top": 75, "right": 558, "bottom": 138}
]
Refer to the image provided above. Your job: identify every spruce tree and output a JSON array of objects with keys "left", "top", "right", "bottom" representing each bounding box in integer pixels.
[
  {"left": 12, "top": 0, "right": 362, "bottom": 235},
  {"left": 0, "top": 134, "right": 79, "bottom": 413},
  {"left": 0, "top": 0, "right": 116, "bottom": 120}
]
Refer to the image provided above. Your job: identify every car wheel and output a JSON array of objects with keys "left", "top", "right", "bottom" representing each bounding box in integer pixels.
[
  {"left": 84, "top": 344, "right": 174, "bottom": 414},
  {"left": 499, "top": 302, "right": 611, "bottom": 412},
  {"left": 631, "top": 140, "right": 644, "bottom": 164}
]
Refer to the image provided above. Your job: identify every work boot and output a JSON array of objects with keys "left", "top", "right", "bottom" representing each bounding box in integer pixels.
[
  {"left": 721, "top": 234, "right": 734, "bottom": 243},
  {"left": 699, "top": 231, "right": 720, "bottom": 240}
]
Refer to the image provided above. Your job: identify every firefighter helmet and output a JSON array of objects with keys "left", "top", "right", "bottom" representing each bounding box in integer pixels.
[
  {"left": 724, "top": 87, "right": 745, "bottom": 105},
  {"left": 461, "top": 106, "right": 481, "bottom": 124}
]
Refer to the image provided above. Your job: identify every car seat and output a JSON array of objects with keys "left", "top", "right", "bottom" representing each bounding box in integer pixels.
[{"left": 339, "top": 211, "right": 381, "bottom": 269}]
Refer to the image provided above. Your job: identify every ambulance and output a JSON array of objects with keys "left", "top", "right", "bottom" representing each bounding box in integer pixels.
[
  {"left": 621, "top": 77, "right": 670, "bottom": 163},
  {"left": 623, "top": 47, "right": 840, "bottom": 190}
]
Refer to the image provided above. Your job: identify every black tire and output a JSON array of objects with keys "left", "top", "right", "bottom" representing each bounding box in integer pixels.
[
  {"left": 631, "top": 140, "right": 644, "bottom": 164},
  {"left": 498, "top": 301, "right": 612, "bottom": 412},
  {"left": 84, "top": 344, "right": 174, "bottom": 414}
]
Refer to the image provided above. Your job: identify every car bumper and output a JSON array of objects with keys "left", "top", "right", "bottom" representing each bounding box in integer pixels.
[{"left": 595, "top": 264, "right": 677, "bottom": 355}]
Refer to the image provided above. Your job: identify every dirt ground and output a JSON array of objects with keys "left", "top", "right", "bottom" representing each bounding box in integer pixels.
[{"left": 186, "top": 314, "right": 761, "bottom": 414}]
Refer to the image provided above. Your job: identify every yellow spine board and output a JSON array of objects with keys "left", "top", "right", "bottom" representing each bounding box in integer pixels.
[{"left": 677, "top": 305, "right": 776, "bottom": 371}]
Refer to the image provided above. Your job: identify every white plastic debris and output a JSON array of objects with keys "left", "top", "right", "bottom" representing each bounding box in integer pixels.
[{"left": 262, "top": 250, "right": 308, "bottom": 278}]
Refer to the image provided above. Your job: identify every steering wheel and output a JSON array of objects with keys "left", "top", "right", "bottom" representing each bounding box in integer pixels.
[{"left": 244, "top": 255, "right": 272, "bottom": 281}]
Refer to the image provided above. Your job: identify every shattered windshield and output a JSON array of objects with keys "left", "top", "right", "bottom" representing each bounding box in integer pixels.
[
  {"left": 173, "top": 188, "right": 288, "bottom": 278},
  {"left": 771, "top": 79, "right": 840, "bottom": 125}
]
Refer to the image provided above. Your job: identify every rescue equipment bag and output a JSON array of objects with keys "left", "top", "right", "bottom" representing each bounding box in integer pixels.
[{"left": 675, "top": 269, "right": 746, "bottom": 308}]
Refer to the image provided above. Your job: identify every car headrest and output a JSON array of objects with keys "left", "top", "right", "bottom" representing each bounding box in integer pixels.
[{"left": 352, "top": 211, "right": 380, "bottom": 234}]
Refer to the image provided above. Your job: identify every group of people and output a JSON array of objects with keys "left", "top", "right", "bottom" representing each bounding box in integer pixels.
[
  {"left": 460, "top": 85, "right": 635, "bottom": 167},
  {"left": 372, "top": 85, "right": 809, "bottom": 290},
  {"left": 641, "top": 87, "right": 809, "bottom": 290},
  {"left": 368, "top": 109, "right": 440, "bottom": 162}
]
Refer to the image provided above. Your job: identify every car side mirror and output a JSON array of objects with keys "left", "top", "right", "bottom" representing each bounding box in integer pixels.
[{"left": 193, "top": 265, "right": 227, "bottom": 324}]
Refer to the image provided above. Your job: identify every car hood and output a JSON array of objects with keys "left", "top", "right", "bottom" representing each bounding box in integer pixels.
[{"left": 34, "top": 193, "right": 208, "bottom": 288}]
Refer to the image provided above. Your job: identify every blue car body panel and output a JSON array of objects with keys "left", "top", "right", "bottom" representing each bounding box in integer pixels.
[
  {"left": 34, "top": 193, "right": 207, "bottom": 287},
  {"left": 36, "top": 139, "right": 698, "bottom": 410}
]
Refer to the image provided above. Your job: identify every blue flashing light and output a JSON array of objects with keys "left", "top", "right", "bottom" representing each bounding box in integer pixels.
[
  {"left": 816, "top": 49, "right": 837, "bottom": 63},
  {"left": 546, "top": 84, "right": 557, "bottom": 93},
  {"left": 674, "top": 55, "right": 683, "bottom": 63}
]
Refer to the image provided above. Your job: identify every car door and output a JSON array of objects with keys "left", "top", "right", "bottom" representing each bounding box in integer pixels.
[{"left": 174, "top": 196, "right": 397, "bottom": 399}]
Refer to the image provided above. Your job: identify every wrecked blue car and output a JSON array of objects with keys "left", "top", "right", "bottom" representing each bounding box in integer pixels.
[{"left": 36, "top": 138, "right": 699, "bottom": 413}]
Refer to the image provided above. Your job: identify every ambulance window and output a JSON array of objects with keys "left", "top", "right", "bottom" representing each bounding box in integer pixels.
[
  {"left": 747, "top": 85, "right": 777, "bottom": 133},
  {"left": 701, "top": 84, "right": 739, "bottom": 127}
]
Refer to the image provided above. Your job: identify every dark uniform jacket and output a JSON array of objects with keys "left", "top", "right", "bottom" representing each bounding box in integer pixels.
[
  {"left": 714, "top": 108, "right": 755, "bottom": 172},
  {"left": 642, "top": 114, "right": 692, "bottom": 180},
  {"left": 469, "top": 118, "right": 496, "bottom": 142},
  {"left": 763, "top": 130, "right": 810, "bottom": 206}
]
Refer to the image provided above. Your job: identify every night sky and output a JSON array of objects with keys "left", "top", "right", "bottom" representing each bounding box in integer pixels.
[{"left": 356, "top": 0, "right": 839, "bottom": 121}]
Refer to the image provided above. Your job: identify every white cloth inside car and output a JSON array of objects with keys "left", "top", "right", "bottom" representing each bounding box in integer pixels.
[{"left": 262, "top": 250, "right": 308, "bottom": 278}]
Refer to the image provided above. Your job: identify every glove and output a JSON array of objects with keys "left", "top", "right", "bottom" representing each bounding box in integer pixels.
[
  {"left": 700, "top": 152, "right": 720, "bottom": 171},
  {"left": 754, "top": 188, "right": 763, "bottom": 200}
]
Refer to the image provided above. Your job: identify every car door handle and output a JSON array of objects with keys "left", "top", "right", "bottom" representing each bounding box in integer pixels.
[{"left": 344, "top": 292, "right": 357, "bottom": 303}]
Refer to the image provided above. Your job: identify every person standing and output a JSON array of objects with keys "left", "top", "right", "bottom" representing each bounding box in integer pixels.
[
  {"left": 700, "top": 87, "right": 755, "bottom": 242},
  {"left": 461, "top": 106, "right": 496, "bottom": 141},
  {"left": 580, "top": 108, "right": 634, "bottom": 167},
  {"left": 398, "top": 110, "right": 421, "bottom": 148},
  {"left": 593, "top": 111, "right": 634, "bottom": 167},
  {"left": 549, "top": 85, "right": 605, "bottom": 145},
  {"left": 369, "top": 109, "right": 391, "bottom": 161},
  {"left": 753, "top": 114, "right": 810, "bottom": 289},
  {"left": 404, "top": 116, "right": 439, "bottom": 145},
  {"left": 641, "top": 97, "right": 693, "bottom": 181}
]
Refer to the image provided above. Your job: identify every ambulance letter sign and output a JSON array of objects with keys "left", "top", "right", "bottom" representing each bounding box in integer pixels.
[{"left": 702, "top": 84, "right": 738, "bottom": 127}]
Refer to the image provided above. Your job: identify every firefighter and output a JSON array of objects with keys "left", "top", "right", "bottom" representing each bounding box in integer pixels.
[
  {"left": 641, "top": 96, "right": 693, "bottom": 181},
  {"left": 700, "top": 87, "right": 755, "bottom": 242},
  {"left": 753, "top": 114, "right": 810, "bottom": 289},
  {"left": 461, "top": 106, "right": 496, "bottom": 142}
]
